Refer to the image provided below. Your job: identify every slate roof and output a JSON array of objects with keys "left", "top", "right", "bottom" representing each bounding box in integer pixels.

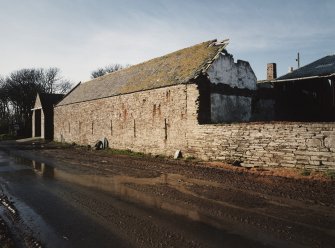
[
  {"left": 39, "top": 93, "right": 64, "bottom": 109},
  {"left": 277, "top": 55, "right": 335, "bottom": 81},
  {"left": 57, "top": 39, "right": 228, "bottom": 106}
]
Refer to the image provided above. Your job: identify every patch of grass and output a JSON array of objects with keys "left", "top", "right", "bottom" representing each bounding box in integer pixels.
[
  {"left": 185, "top": 156, "right": 196, "bottom": 161},
  {"left": 106, "top": 148, "right": 145, "bottom": 158},
  {"left": 324, "top": 170, "right": 335, "bottom": 180},
  {"left": 0, "top": 134, "right": 15, "bottom": 141},
  {"left": 301, "top": 168, "right": 311, "bottom": 176},
  {"left": 49, "top": 141, "right": 73, "bottom": 148},
  {"left": 154, "top": 154, "right": 166, "bottom": 159}
]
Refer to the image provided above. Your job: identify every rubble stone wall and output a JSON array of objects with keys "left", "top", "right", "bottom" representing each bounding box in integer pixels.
[
  {"left": 54, "top": 82, "right": 335, "bottom": 170},
  {"left": 54, "top": 84, "right": 193, "bottom": 156},
  {"left": 186, "top": 122, "right": 335, "bottom": 170}
]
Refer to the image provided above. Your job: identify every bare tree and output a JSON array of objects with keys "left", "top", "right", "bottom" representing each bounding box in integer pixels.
[
  {"left": 0, "top": 76, "right": 10, "bottom": 133},
  {"left": 40, "top": 68, "right": 72, "bottom": 94},
  {"left": 2, "top": 68, "right": 72, "bottom": 137},
  {"left": 91, "top": 64, "right": 128, "bottom": 79}
]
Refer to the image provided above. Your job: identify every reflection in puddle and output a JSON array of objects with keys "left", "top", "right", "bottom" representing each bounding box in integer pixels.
[
  {"left": 11, "top": 154, "right": 250, "bottom": 234},
  {"left": 16, "top": 157, "right": 223, "bottom": 223},
  {"left": 32, "top": 161, "right": 54, "bottom": 178},
  {"left": 3, "top": 153, "right": 280, "bottom": 248},
  {"left": 9, "top": 156, "right": 55, "bottom": 178},
  {"left": 53, "top": 170, "right": 206, "bottom": 221},
  {"left": 0, "top": 152, "right": 68, "bottom": 247}
]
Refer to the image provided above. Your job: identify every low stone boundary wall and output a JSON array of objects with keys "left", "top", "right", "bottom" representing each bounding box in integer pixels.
[{"left": 187, "top": 123, "right": 335, "bottom": 170}]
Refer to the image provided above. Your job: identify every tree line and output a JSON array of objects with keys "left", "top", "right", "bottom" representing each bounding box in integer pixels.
[
  {"left": 90, "top": 64, "right": 128, "bottom": 79},
  {"left": 0, "top": 68, "right": 71, "bottom": 137},
  {"left": 0, "top": 64, "right": 127, "bottom": 138}
]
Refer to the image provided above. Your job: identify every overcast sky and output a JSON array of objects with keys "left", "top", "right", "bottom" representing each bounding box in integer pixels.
[{"left": 0, "top": 0, "right": 334, "bottom": 84}]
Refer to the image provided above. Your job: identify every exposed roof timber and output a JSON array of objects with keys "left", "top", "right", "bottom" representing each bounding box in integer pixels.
[
  {"left": 200, "top": 41, "right": 229, "bottom": 75},
  {"left": 210, "top": 38, "right": 230, "bottom": 47}
]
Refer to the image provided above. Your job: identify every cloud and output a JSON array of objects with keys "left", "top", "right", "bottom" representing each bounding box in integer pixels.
[{"left": 0, "top": 0, "right": 334, "bottom": 82}]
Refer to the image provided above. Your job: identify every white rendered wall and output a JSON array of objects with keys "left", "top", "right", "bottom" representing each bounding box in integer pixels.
[
  {"left": 207, "top": 53, "right": 257, "bottom": 90},
  {"left": 207, "top": 53, "right": 257, "bottom": 123}
]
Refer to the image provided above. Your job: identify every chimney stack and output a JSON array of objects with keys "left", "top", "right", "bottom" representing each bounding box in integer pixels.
[{"left": 267, "top": 63, "right": 277, "bottom": 80}]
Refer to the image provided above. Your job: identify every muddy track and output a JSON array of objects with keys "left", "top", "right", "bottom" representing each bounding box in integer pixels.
[
  {"left": 0, "top": 216, "right": 15, "bottom": 248},
  {"left": 0, "top": 191, "right": 43, "bottom": 248},
  {"left": 1, "top": 141, "right": 334, "bottom": 247}
]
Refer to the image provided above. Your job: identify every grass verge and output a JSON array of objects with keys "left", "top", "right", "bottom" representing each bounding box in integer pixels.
[
  {"left": 0, "top": 134, "right": 15, "bottom": 141},
  {"left": 324, "top": 170, "right": 335, "bottom": 180},
  {"left": 300, "top": 168, "right": 311, "bottom": 176},
  {"left": 104, "top": 148, "right": 146, "bottom": 158}
]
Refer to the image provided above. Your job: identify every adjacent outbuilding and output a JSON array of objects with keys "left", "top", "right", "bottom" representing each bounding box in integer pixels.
[
  {"left": 259, "top": 55, "right": 335, "bottom": 121},
  {"left": 32, "top": 93, "right": 64, "bottom": 139}
]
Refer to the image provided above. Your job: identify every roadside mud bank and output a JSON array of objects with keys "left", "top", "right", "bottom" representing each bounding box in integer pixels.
[{"left": 0, "top": 140, "right": 334, "bottom": 248}]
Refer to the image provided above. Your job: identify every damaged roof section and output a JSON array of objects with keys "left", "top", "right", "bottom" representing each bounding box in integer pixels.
[
  {"left": 57, "top": 39, "right": 229, "bottom": 106},
  {"left": 277, "top": 55, "right": 335, "bottom": 81}
]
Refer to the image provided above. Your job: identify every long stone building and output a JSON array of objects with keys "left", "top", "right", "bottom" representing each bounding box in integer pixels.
[
  {"left": 55, "top": 40, "right": 256, "bottom": 154},
  {"left": 54, "top": 40, "right": 335, "bottom": 170}
]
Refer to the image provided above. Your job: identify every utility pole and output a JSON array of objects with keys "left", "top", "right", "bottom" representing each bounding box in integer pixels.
[{"left": 296, "top": 52, "right": 300, "bottom": 68}]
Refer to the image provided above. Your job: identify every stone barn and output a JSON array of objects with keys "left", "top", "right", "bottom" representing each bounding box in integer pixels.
[
  {"left": 32, "top": 93, "right": 64, "bottom": 139},
  {"left": 54, "top": 39, "right": 256, "bottom": 155},
  {"left": 54, "top": 40, "right": 335, "bottom": 171}
]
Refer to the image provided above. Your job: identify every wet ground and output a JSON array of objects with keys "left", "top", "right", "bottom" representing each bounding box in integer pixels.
[{"left": 0, "top": 140, "right": 334, "bottom": 248}]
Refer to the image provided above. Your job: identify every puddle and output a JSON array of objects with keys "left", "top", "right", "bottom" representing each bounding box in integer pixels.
[
  {"left": 0, "top": 150, "right": 284, "bottom": 248},
  {"left": 0, "top": 151, "right": 69, "bottom": 248},
  {"left": 0, "top": 151, "right": 252, "bottom": 227},
  {"left": 0, "top": 150, "right": 224, "bottom": 225},
  {"left": 32, "top": 160, "right": 54, "bottom": 178},
  {"left": 53, "top": 170, "right": 206, "bottom": 221}
]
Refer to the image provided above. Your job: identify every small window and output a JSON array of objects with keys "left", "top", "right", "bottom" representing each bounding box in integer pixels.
[
  {"left": 164, "top": 118, "right": 167, "bottom": 140},
  {"left": 110, "top": 120, "right": 113, "bottom": 135}
]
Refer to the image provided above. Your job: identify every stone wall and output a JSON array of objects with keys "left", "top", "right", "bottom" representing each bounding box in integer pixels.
[
  {"left": 54, "top": 84, "right": 192, "bottom": 156},
  {"left": 186, "top": 122, "right": 335, "bottom": 170},
  {"left": 55, "top": 81, "right": 335, "bottom": 171}
]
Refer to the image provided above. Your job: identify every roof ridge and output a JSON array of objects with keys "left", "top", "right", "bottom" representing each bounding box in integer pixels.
[
  {"left": 87, "top": 39, "right": 222, "bottom": 84},
  {"left": 277, "top": 54, "right": 335, "bottom": 80},
  {"left": 57, "top": 39, "right": 229, "bottom": 106}
]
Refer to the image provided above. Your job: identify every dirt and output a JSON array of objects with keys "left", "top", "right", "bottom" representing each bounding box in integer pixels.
[
  {"left": 1, "top": 140, "right": 335, "bottom": 248},
  {"left": 0, "top": 217, "right": 15, "bottom": 248}
]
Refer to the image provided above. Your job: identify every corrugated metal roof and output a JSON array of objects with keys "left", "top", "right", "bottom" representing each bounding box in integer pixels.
[
  {"left": 277, "top": 55, "right": 335, "bottom": 81},
  {"left": 57, "top": 39, "right": 228, "bottom": 106}
]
